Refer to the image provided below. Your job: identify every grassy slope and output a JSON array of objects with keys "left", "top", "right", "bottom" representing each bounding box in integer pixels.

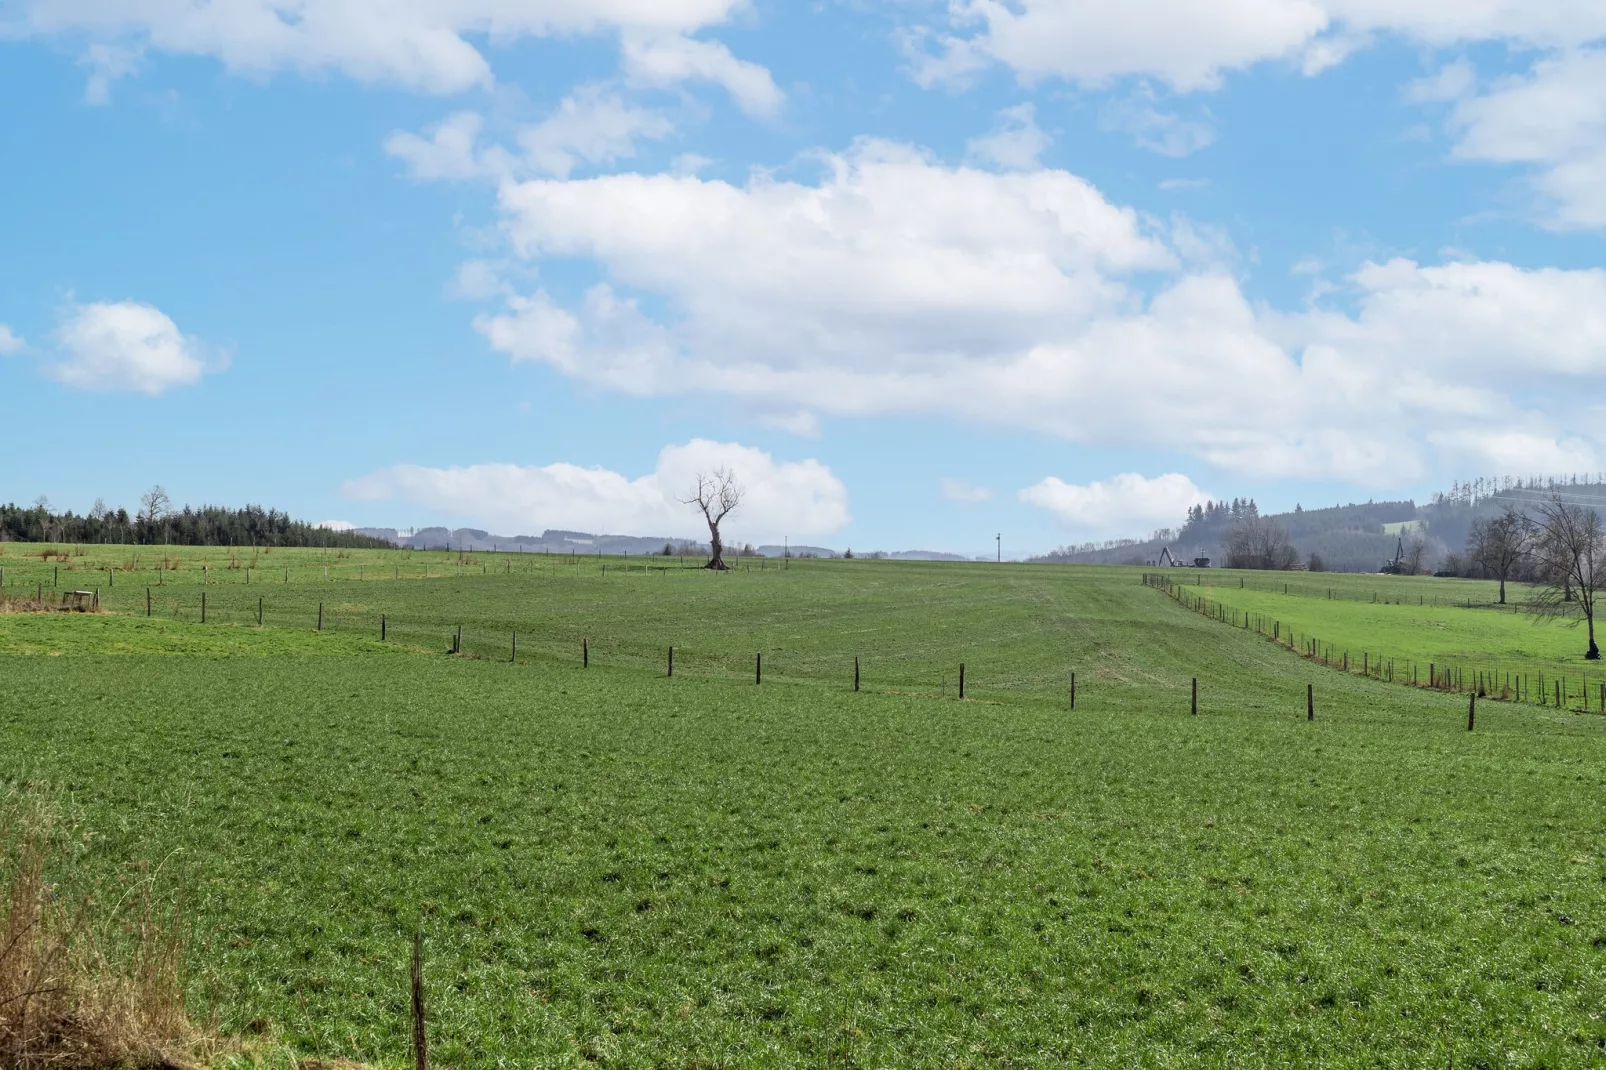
[
  {"left": 1165, "top": 572, "right": 1605, "bottom": 707},
  {"left": 1, "top": 559, "right": 1605, "bottom": 1066}
]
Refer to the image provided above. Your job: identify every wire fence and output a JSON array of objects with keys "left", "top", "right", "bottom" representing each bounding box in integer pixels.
[
  {"left": 1148, "top": 567, "right": 1535, "bottom": 611},
  {"left": 0, "top": 549, "right": 796, "bottom": 592},
  {"left": 1143, "top": 573, "right": 1606, "bottom": 714},
  {"left": 1, "top": 564, "right": 1082, "bottom": 707}
]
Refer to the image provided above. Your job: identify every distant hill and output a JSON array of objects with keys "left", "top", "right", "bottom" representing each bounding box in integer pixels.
[
  {"left": 755, "top": 544, "right": 838, "bottom": 558},
  {"left": 362, "top": 527, "right": 839, "bottom": 559},
  {"left": 1030, "top": 475, "right": 1606, "bottom": 573},
  {"left": 1031, "top": 499, "right": 1414, "bottom": 572},
  {"left": 354, "top": 527, "right": 976, "bottom": 562},
  {"left": 357, "top": 527, "right": 711, "bottom": 555}
]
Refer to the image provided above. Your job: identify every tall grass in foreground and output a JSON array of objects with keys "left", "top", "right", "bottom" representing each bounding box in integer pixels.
[{"left": 0, "top": 789, "right": 195, "bottom": 1069}]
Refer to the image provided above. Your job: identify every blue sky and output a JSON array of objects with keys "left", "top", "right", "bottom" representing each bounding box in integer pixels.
[{"left": 3, "top": 2, "right": 1605, "bottom": 557}]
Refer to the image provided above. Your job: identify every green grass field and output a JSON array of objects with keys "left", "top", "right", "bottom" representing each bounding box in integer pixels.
[
  {"left": 4, "top": 549, "right": 1606, "bottom": 1066},
  {"left": 1158, "top": 570, "right": 1606, "bottom": 710}
]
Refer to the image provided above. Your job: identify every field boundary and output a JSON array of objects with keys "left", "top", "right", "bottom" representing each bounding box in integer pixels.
[{"left": 1143, "top": 572, "right": 1606, "bottom": 714}]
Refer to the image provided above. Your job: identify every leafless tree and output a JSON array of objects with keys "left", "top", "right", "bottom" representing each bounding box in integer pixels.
[
  {"left": 683, "top": 469, "right": 742, "bottom": 570},
  {"left": 1467, "top": 506, "right": 1532, "bottom": 604},
  {"left": 1529, "top": 496, "right": 1604, "bottom": 660},
  {"left": 1224, "top": 517, "right": 1298, "bottom": 570},
  {"left": 1401, "top": 535, "right": 1429, "bottom": 577},
  {"left": 139, "top": 485, "right": 173, "bottom": 544},
  {"left": 139, "top": 485, "right": 171, "bottom": 525}
]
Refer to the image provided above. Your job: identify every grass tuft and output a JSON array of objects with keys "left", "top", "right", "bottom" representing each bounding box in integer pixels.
[{"left": 0, "top": 788, "right": 198, "bottom": 1069}]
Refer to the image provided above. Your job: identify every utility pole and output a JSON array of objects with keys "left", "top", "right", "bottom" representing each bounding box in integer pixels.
[{"left": 996, "top": 533, "right": 1001, "bottom": 563}]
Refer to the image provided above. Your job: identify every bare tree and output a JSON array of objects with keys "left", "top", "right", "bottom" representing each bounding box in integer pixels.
[
  {"left": 139, "top": 485, "right": 173, "bottom": 544},
  {"left": 1401, "top": 535, "right": 1429, "bottom": 577},
  {"left": 139, "top": 485, "right": 171, "bottom": 525},
  {"left": 1224, "top": 517, "right": 1298, "bottom": 570},
  {"left": 1530, "top": 496, "right": 1605, "bottom": 660},
  {"left": 683, "top": 469, "right": 743, "bottom": 571},
  {"left": 1467, "top": 506, "right": 1532, "bottom": 604}
]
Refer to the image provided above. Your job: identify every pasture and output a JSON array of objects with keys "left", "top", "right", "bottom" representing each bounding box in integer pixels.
[
  {"left": 1160, "top": 570, "right": 1606, "bottom": 709},
  {"left": 3, "top": 549, "right": 1605, "bottom": 1067}
]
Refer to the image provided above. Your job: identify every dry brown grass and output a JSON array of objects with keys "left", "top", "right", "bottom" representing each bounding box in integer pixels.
[
  {"left": 0, "top": 597, "right": 104, "bottom": 616},
  {"left": 0, "top": 790, "right": 201, "bottom": 1069}
]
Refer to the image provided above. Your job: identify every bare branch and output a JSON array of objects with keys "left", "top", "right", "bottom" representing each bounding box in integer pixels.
[
  {"left": 1528, "top": 495, "right": 1604, "bottom": 659},
  {"left": 682, "top": 468, "right": 743, "bottom": 570}
]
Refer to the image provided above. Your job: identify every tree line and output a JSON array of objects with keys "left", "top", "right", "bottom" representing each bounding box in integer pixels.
[{"left": 0, "top": 486, "right": 391, "bottom": 549}]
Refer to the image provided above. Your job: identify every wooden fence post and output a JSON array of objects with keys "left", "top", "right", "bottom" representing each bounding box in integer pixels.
[
  {"left": 1191, "top": 677, "right": 1197, "bottom": 715},
  {"left": 382, "top": 614, "right": 386, "bottom": 641},
  {"left": 668, "top": 646, "right": 674, "bottom": 677},
  {"left": 1468, "top": 692, "right": 1476, "bottom": 732},
  {"left": 201, "top": 591, "right": 206, "bottom": 623},
  {"left": 854, "top": 656, "right": 860, "bottom": 692},
  {"left": 318, "top": 603, "right": 324, "bottom": 632},
  {"left": 411, "top": 932, "right": 428, "bottom": 1070},
  {"left": 583, "top": 638, "right": 589, "bottom": 668},
  {"left": 147, "top": 587, "right": 151, "bottom": 617},
  {"left": 756, "top": 652, "right": 761, "bottom": 685},
  {"left": 959, "top": 663, "right": 965, "bottom": 700},
  {"left": 258, "top": 597, "right": 263, "bottom": 625},
  {"left": 1307, "top": 683, "right": 1313, "bottom": 721},
  {"left": 1070, "top": 671, "right": 1076, "bottom": 710}
]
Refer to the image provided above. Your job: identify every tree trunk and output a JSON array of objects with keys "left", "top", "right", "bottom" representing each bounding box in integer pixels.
[
  {"left": 1588, "top": 610, "right": 1600, "bottom": 660},
  {"left": 1498, "top": 575, "right": 1506, "bottom": 604},
  {"left": 705, "top": 525, "right": 727, "bottom": 570}
]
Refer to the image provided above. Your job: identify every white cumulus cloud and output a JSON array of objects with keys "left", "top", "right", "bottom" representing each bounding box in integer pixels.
[
  {"left": 342, "top": 439, "right": 850, "bottom": 541},
  {"left": 385, "top": 111, "right": 494, "bottom": 181},
  {"left": 517, "top": 87, "right": 676, "bottom": 177},
  {"left": 465, "top": 136, "right": 1606, "bottom": 486},
  {"left": 49, "top": 301, "right": 217, "bottom": 395},
  {"left": 0, "top": 325, "right": 25, "bottom": 354},
  {"left": 387, "top": 90, "right": 675, "bottom": 183},
  {"left": 907, "top": 0, "right": 1606, "bottom": 92},
  {"left": 1020, "top": 473, "right": 1210, "bottom": 535},
  {"left": 621, "top": 33, "right": 784, "bottom": 118},
  {"left": 1445, "top": 47, "right": 1606, "bottom": 230},
  {"left": 965, "top": 103, "right": 1050, "bottom": 170},
  {"left": 14, "top": 0, "right": 750, "bottom": 97}
]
